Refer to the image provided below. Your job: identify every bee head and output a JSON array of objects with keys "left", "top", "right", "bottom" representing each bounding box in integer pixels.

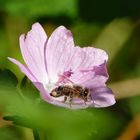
[
  {"left": 79, "top": 88, "right": 89, "bottom": 97},
  {"left": 50, "top": 88, "right": 62, "bottom": 97}
]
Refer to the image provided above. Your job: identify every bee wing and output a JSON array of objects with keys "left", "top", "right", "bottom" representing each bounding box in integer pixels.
[{"left": 72, "top": 88, "right": 81, "bottom": 95}]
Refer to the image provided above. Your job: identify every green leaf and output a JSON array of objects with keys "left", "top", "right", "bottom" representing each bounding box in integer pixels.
[
  {"left": 0, "top": 126, "right": 22, "bottom": 140},
  {"left": 126, "top": 95, "right": 140, "bottom": 116},
  {"left": 4, "top": 0, "right": 77, "bottom": 18},
  {"left": 0, "top": 69, "right": 18, "bottom": 87},
  {"left": 5, "top": 95, "right": 127, "bottom": 140},
  {"left": 0, "top": 28, "right": 10, "bottom": 69},
  {"left": 20, "top": 76, "right": 40, "bottom": 100},
  {"left": 94, "top": 18, "right": 134, "bottom": 64},
  {"left": 72, "top": 22, "right": 103, "bottom": 46},
  {"left": 108, "top": 26, "right": 140, "bottom": 82}
]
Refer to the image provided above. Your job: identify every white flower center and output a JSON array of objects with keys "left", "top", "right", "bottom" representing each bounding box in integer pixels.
[{"left": 45, "top": 82, "right": 56, "bottom": 92}]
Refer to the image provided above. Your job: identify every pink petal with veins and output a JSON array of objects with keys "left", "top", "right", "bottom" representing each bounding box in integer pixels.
[
  {"left": 8, "top": 57, "right": 37, "bottom": 82},
  {"left": 69, "top": 48, "right": 108, "bottom": 88},
  {"left": 20, "top": 23, "right": 48, "bottom": 84},
  {"left": 45, "top": 26, "right": 74, "bottom": 83}
]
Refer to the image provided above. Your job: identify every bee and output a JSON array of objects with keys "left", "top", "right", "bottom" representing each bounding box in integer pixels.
[{"left": 50, "top": 85, "right": 90, "bottom": 106}]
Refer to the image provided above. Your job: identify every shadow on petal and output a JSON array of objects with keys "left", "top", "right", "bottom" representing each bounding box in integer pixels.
[
  {"left": 94, "top": 61, "right": 109, "bottom": 77},
  {"left": 90, "top": 86, "right": 116, "bottom": 108}
]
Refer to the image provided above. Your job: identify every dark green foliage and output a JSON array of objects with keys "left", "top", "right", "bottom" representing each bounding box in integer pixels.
[
  {"left": 3, "top": 97, "right": 127, "bottom": 140},
  {"left": 0, "top": 69, "right": 18, "bottom": 87},
  {"left": 2, "top": 0, "right": 77, "bottom": 18}
]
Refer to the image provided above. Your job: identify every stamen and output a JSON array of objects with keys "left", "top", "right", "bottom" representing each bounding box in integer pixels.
[{"left": 57, "top": 70, "right": 74, "bottom": 84}]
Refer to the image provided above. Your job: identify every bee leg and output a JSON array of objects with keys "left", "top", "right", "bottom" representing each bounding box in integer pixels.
[
  {"left": 69, "top": 94, "right": 73, "bottom": 108},
  {"left": 80, "top": 94, "right": 87, "bottom": 105},
  {"left": 63, "top": 96, "right": 67, "bottom": 103},
  {"left": 83, "top": 97, "right": 87, "bottom": 105}
]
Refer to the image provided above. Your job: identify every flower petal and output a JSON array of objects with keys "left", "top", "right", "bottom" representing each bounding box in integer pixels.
[
  {"left": 70, "top": 47, "right": 108, "bottom": 71},
  {"left": 20, "top": 23, "right": 48, "bottom": 84},
  {"left": 90, "top": 87, "right": 116, "bottom": 107},
  {"left": 8, "top": 57, "right": 37, "bottom": 82},
  {"left": 93, "top": 61, "right": 108, "bottom": 77},
  {"left": 73, "top": 73, "right": 107, "bottom": 89},
  {"left": 51, "top": 101, "right": 90, "bottom": 109},
  {"left": 45, "top": 26, "right": 74, "bottom": 83},
  {"left": 70, "top": 62, "right": 108, "bottom": 89},
  {"left": 33, "top": 82, "right": 52, "bottom": 101}
]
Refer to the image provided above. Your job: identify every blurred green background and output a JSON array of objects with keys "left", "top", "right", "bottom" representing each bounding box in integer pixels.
[{"left": 0, "top": 0, "right": 140, "bottom": 140}]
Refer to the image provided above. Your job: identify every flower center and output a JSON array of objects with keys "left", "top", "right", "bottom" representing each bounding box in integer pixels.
[{"left": 57, "top": 70, "right": 74, "bottom": 85}]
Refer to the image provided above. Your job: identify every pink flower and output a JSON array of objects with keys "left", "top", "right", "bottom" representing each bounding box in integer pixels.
[{"left": 8, "top": 23, "right": 116, "bottom": 109}]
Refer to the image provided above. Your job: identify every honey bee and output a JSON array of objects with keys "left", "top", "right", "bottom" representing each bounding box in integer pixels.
[{"left": 50, "top": 85, "right": 90, "bottom": 106}]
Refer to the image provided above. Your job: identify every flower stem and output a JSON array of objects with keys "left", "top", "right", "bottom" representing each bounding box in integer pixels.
[{"left": 33, "top": 129, "right": 40, "bottom": 140}]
